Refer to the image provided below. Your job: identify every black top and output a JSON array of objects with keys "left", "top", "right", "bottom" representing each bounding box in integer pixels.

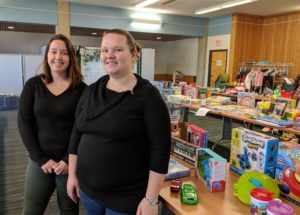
[
  {"left": 18, "top": 76, "right": 86, "bottom": 166},
  {"left": 68, "top": 74, "right": 171, "bottom": 213}
]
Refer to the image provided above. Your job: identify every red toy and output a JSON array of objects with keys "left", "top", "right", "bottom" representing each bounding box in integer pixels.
[
  {"left": 170, "top": 179, "right": 182, "bottom": 192},
  {"left": 283, "top": 166, "right": 300, "bottom": 197}
]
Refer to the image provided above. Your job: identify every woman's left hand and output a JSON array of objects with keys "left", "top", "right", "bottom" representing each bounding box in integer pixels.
[
  {"left": 136, "top": 198, "right": 158, "bottom": 215},
  {"left": 53, "top": 160, "right": 68, "bottom": 175}
]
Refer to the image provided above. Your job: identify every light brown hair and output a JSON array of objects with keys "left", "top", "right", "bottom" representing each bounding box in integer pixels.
[{"left": 102, "top": 29, "right": 142, "bottom": 58}]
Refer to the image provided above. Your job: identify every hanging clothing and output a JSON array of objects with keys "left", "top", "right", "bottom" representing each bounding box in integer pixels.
[{"left": 244, "top": 69, "right": 255, "bottom": 90}]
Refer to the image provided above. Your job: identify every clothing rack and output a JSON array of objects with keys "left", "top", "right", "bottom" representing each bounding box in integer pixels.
[
  {"left": 237, "top": 61, "right": 293, "bottom": 91},
  {"left": 238, "top": 62, "right": 292, "bottom": 68}
]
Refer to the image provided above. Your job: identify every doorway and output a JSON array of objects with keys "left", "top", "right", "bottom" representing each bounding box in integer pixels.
[{"left": 207, "top": 49, "right": 228, "bottom": 87}]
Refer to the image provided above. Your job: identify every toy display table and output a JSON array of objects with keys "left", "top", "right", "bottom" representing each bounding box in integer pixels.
[{"left": 159, "top": 157, "right": 300, "bottom": 215}]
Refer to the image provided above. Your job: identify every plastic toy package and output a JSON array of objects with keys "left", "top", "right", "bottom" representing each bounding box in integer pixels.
[
  {"left": 165, "top": 159, "right": 191, "bottom": 180},
  {"left": 230, "top": 127, "right": 279, "bottom": 178},
  {"left": 196, "top": 148, "right": 226, "bottom": 192},
  {"left": 186, "top": 124, "right": 208, "bottom": 148},
  {"left": 275, "top": 141, "right": 300, "bottom": 205}
]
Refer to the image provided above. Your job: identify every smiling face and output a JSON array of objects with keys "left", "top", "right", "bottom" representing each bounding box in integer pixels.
[
  {"left": 47, "top": 39, "right": 70, "bottom": 75},
  {"left": 100, "top": 33, "right": 137, "bottom": 77}
]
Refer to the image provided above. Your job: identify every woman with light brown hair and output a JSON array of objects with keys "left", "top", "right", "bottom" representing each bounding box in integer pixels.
[
  {"left": 67, "top": 29, "right": 171, "bottom": 215},
  {"left": 18, "top": 34, "right": 86, "bottom": 214}
]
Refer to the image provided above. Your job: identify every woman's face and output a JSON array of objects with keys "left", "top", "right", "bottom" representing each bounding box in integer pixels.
[
  {"left": 100, "top": 33, "right": 136, "bottom": 76},
  {"left": 47, "top": 39, "right": 70, "bottom": 75}
]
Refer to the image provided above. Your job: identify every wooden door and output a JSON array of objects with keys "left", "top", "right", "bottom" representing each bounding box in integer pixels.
[{"left": 207, "top": 50, "right": 228, "bottom": 87}]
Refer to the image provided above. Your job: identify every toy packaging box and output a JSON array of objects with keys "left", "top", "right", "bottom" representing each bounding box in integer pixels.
[
  {"left": 237, "top": 92, "right": 255, "bottom": 108},
  {"left": 196, "top": 148, "right": 226, "bottom": 192},
  {"left": 185, "top": 86, "right": 199, "bottom": 99},
  {"left": 159, "top": 89, "right": 175, "bottom": 100},
  {"left": 186, "top": 124, "right": 208, "bottom": 148},
  {"left": 171, "top": 136, "right": 198, "bottom": 165},
  {"left": 230, "top": 127, "right": 279, "bottom": 178},
  {"left": 275, "top": 141, "right": 300, "bottom": 205}
]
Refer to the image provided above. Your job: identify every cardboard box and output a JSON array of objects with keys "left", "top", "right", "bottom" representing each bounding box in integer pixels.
[
  {"left": 171, "top": 136, "right": 198, "bottom": 165},
  {"left": 186, "top": 124, "right": 208, "bottom": 148},
  {"left": 196, "top": 148, "right": 226, "bottom": 192},
  {"left": 230, "top": 127, "right": 279, "bottom": 178},
  {"left": 275, "top": 141, "right": 300, "bottom": 205}
]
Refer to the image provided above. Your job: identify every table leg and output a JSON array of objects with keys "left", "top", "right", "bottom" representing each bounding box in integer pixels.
[{"left": 212, "top": 116, "right": 232, "bottom": 150}]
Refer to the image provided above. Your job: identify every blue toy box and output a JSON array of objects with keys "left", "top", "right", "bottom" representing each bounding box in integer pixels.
[
  {"left": 196, "top": 148, "right": 226, "bottom": 192},
  {"left": 275, "top": 141, "right": 300, "bottom": 205},
  {"left": 230, "top": 127, "right": 279, "bottom": 178}
]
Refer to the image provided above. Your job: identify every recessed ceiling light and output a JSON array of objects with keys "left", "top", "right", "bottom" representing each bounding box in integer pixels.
[
  {"left": 91, "top": 32, "right": 97, "bottom": 35},
  {"left": 8, "top": 26, "right": 14, "bottom": 29}
]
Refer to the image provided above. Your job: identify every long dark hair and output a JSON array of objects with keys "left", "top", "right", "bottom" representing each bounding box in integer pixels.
[{"left": 39, "top": 34, "right": 83, "bottom": 86}]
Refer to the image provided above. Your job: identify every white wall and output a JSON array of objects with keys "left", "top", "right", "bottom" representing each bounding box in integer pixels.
[
  {"left": 71, "top": 35, "right": 100, "bottom": 48},
  {"left": 205, "top": 34, "right": 231, "bottom": 86},
  {"left": 140, "top": 38, "right": 199, "bottom": 76},
  {"left": 165, "top": 38, "right": 199, "bottom": 76},
  {"left": 0, "top": 31, "right": 201, "bottom": 77},
  {"left": 138, "top": 40, "right": 167, "bottom": 74},
  {"left": 0, "top": 31, "right": 101, "bottom": 54},
  {"left": 0, "top": 54, "right": 23, "bottom": 95},
  {"left": 0, "top": 31, "right": 52, "bottom": 54}
]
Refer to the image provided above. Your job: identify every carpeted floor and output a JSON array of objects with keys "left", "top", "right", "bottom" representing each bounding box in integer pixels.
[{"left": 0, "top": 110, "right": 85, "bottom": 215}]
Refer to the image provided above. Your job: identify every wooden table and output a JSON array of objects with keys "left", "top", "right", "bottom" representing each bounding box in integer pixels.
[
  {"left": 159, "top": 160, "right": 300, "bottom": 215},
  {"left": 173, "top": 102, "right": 300, "bottom": 136},
  {"left": 211, "top": 92, "right": 273, "bottom": 102}
]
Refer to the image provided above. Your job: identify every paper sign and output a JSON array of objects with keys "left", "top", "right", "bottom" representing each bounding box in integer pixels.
[
  {"left": 216, "top": 60, "right": 222, "bottom": 67},
  {"left": 216, "top": 39, "right": 222, "bottom": 46},
  {"left": 195, "top": 108, "right": 210, "bottom": 116}
]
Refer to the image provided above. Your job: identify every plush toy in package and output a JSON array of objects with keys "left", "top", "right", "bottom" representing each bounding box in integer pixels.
[{"left": 196, "top": 148, "right": 226, "bottom": 192}]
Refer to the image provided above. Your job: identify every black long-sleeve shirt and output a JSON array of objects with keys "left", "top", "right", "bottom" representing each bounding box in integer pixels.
[
  {"left": 68, "top": 74, "right": 171, "bottom": 213},
  {"left": 18, "top": 76, "right": 86, "bottom": 166}
]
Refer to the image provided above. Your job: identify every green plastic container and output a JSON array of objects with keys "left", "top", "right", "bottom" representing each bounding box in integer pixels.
[{"left": 233, "top": 171, "right": 280, "bottom": 205}]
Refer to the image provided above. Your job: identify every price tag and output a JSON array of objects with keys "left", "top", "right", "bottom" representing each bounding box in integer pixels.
[{"left": 195, "top": 108, "right": 210, "bottom": 116}]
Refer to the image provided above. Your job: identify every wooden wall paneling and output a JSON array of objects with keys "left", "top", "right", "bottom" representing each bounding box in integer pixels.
[
  {"left": 229, "top": 12, "right": 300, "bottom": 81},
  {"left": 263, "top": 17, "right": 289, "bottom": 62},
  {"left": 285, "top": 13, "right": 300, "bottom": 79},
  {"left": 229, "top": 14, "right": 263, "bottom": 81},
  {"left": 154, "top": 74, "right": 172, "bottom": 81},
  {"left": 228, "top": 15, "right": 237, "bottom": 82},
  {"left": 261, "top": 12, "right": 300, "bottom": 79}
]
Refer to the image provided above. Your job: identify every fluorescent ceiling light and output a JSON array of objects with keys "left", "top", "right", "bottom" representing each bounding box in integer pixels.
[
  {"left": 131, "top": 18, "right": 162, "bottom": 29},
  {"left": 135, "top": 0, "right": 159, "bottom": 8},
  {"left": 195, "top": 0, "right": 258, "bottom": 15},
  {"left": 222, "top": 0, "right": 256, "bottom": 8},
  {"left": 195, "top": 7, "right": 222, "bottom": 15}
]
